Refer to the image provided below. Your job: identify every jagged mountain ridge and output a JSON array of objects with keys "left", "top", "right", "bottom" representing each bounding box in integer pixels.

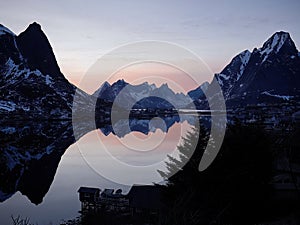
[
  {"left": 0, "top": 22, "right": 91, "bottom": 118},
  {"left": 1, "top": 23, "right": 299, "bottom": 114},
  {"left": 96, "top": 31, "right": 300, "bottom": 111},
  {"left": 94, "top": 79, "right": 193, "bottom": 109},
  {"left": 191, "top": 31, "right": 300, "bottom": 108}
]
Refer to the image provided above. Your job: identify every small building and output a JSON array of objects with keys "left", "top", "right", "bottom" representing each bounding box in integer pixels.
[
  {"left": 78, "top": 187, "right": 100, "bottom": 202},
  {"left": 77, "top": 185, "right": 162, "bottom": 216},
  {"left": 78, "top": 187, "right": 101, "bottom": 212}
]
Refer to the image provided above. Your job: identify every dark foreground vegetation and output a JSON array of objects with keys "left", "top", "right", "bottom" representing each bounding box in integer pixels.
[{"left": 159, "top": 121, "right": 300, "bottom": 225}]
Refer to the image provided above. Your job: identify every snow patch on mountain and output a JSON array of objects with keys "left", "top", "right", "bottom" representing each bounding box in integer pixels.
[
  {"left": 2, "top": 58, "right": 30, "bottom": 81},
  {"left": 238, "top": 50, "right": 251, "bottom": 80},
  {"left": 0, "top": 127, "right": 16, "bottom": 134},
  {"left": 12, "top": 39, "right": 24, "bottom": 62},
  {"left": 259, "top": 32, "right": 289, "bottom": 63},
  {"left": 45, "top": 75, "right": 53, "bottom": 85},
  {"left": 3, "top": 58, "right": 16, "bottom": 77},
  {"left": 213, "top": 50, "right": 252, "bottom": 99},
  {"left": 0, "top": 101, "right": 16, "bottom": 111},
  {"left": 262, "top": 91, "right": 293, "bottom": 100},
  {"left": 218, "top": 73, "right": 230, "bottom": 81},
  {"left": 1, "top": 58, "right": 51, "bottom": 87}
]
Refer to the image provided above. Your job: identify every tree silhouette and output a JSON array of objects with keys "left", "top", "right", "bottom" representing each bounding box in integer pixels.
[{"left": 160, "top": 121, "right": 274, "bottom": 225}]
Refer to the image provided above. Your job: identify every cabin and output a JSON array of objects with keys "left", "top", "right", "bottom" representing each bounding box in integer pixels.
[
  {"left": 78, "top": 187, "right": 101, "bottom": 213},
  {"left": 77, "top": 185, "right": 162, "bottom": 216},
  {"left": 78, "top": 187, "right": 129, "bottom": 213},
  {"left": 78, "top": 187, "right": 100, "bottom": 202}
]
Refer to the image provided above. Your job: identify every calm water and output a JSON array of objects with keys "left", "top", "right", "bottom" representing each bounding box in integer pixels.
[{"left": 0, "top": 119, "right": 195, "bottom": 225}]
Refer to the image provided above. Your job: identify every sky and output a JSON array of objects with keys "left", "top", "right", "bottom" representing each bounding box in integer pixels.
[{"left": 1, "top": 0, "right": 300, "bottom": 91}]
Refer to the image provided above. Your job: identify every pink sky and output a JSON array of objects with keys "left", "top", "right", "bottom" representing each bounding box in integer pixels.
[{"left": 101, "top": 62, "right": 203, "bottom": 94}]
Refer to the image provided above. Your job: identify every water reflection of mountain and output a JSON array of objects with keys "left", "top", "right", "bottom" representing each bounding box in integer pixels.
[
  {"left": 101, "top": 114, "right": 199, "bottom": 138},
  {"left": 0, "top": 120, "right": 75, "bottom": 204},
  {"left": 0, "top": 114, "right": 197, "bottom": 205}
]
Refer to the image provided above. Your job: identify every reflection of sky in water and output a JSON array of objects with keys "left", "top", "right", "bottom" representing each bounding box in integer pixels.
[
  {"left": 0, "top": 121, "right": 194, "bottom": 225},
  {"left": 75, "top": 121, "right": 193, "bottom": 185}
]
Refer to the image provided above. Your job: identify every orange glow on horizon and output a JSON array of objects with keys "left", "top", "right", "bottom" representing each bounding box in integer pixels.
[{"left": 64, "top": 60, "right": 213, "bottom": 94}]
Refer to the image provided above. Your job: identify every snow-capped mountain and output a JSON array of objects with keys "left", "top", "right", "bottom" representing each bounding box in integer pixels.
[
  {"left": 214, "top": 50, "right": 251, "bottom": 99},
  {"left": 0, "top": 22, "right": 91, "bottom": 118},
  {"left": 191, "top": 31, "right": 300, "bottom": 108},
  {"left": 94, "top": 80, "right": 192, "bottom": 109},
  {"left": 228, "top": 31, "right": 300, "bottom": 104}
]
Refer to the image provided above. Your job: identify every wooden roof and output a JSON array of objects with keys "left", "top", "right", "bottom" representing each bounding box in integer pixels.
[{"left": 78, "top": 187, "right": 100, "bottom": 194}]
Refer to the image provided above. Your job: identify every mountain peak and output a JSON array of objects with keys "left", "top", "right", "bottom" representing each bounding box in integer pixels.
[
  {"left": 261, "top": 31, "right": 290, "bottom": 51},
  {"left": 200, "top": 81, "right": 209, "bottom": 91},
  {"left": 115, "top": 79, "right": 128, "bottom": 85},
  {"left": 239, "top": 49, "right": 251, "bottom": 59},
  {"left": 102, "top": 81, "right": 111, "bottom": 86},
  {"left": 26, "top": 22, "right": 42, "bottom": 31},
  {"left": 161, "top": 83, "right": 169, "bottom": 88},
  {"left": 99, "top": 81, "right": 111, "bottom": 90},
  {"left": 259, "top": 31, "right": 297, "bottom": 62},
  {"left": 93, "top": 81, "right": 111, "bottom": 97},
  {"left": 216, "top": 49, "right": 252, "bottom": 90},
  {"left": 16, "top": 22, "right": 62, "bottom": 77}
]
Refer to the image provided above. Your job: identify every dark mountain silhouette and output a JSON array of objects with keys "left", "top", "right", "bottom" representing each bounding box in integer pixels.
[
  {"left": 16, "top": 22, "right": 62, "bottom": 78},
  {"left": 0, "top": 22, "right": 91, "bottom": 119},
  {"left": 0, "top": 121, "right": 75, "bottom": 204}
]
